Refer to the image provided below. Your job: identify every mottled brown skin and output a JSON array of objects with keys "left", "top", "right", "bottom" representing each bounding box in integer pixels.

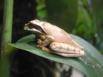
[{"left": 36, "top": 34, "right": 53, "bottom": 52}]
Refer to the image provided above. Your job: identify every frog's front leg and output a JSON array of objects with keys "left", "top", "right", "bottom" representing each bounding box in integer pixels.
[
  {"left": 50, "top": 42, "right": 85, "bottom": 57},
  {"left": 37, "top": 39, "right": 50, "bottom": 52},
  {"left": 37, "top": 35, "right": 53, "bottom": 52}
]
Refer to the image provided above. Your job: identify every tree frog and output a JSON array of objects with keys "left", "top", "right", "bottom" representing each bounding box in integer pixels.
[{"left": 24, "top": 19, "right": 85, "bottom": 57}]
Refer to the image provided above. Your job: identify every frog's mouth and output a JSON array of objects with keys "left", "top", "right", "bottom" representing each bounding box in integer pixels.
[{"left": 24, "top": 22, "right": 45, "bottom": 34}]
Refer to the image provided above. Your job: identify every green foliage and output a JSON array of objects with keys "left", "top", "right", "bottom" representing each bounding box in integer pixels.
[
  {"left": 36, "top": 0, "right": 48, "bottom": 20},
  {"left": 72, "top": 4, "right": 96, "bottom": 40},
  {"left": 93, "top": 0, "right": 103, "bottom": 51},
  {"left": 10, "top": 34, "right": 103, "bottom": 77},
  {"left": 37, "top": 0, "right": 78, "bottom": 32},
  {"left": 72, "top": 0, "right": 96, "bottom": 40},
  {"left": 1, "top": 0, "right": 103, "bottom": 77},
  {"left": 0, "top": 56, "right": 10, "bottom": 77}
]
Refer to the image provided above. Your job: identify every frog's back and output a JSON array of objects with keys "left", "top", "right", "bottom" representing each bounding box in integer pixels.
[
  {"left": 43, "top": 22, "right": 72, "bottom": 42},
  {"left": 43, "top": 22, "right": 82, "bottom": 48}
]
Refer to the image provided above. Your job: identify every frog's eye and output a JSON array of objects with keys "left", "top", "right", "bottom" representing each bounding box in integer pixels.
[
  {"left": 25, "top": 22, "right": 45, "bottom": 34},
  {"left": 26, "top": 23, "right": 39, "bottom": 29}
]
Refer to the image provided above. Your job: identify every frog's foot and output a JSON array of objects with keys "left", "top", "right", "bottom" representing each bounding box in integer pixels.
[
  {"left": 37, "top": 45, "right": 50, "bottom": 52},
  {"left": 42, "top": 47, "right": 50, "bottom": 52}
]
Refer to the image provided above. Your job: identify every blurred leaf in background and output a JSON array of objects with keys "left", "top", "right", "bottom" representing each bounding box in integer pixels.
[
  {"left": 37, "top": 0, "right": 78, "bottom": 32},
  {"left": 72, "top": 0, "right": 96, "bottom": 42},
  {"left": 36, "top": 0, "right": 48, "bottom": 20},
  {"left": 93, "top": 0, "right": 103, "bottom": 52},
  {"left": 46, "top": 0, "right": 78, "bottom": 31}
]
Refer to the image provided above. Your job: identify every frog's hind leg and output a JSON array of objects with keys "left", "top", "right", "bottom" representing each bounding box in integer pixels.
[{"left": 50, "top": 42, "right": 85, "bottom": 57}]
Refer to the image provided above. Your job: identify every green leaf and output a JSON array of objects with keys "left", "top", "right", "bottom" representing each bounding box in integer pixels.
[
  {"left": 71, "top": 34, "right": 103, "bottom": 77},
  {"left": 10, "top": 34, "right": 103, "bottom": 77}
]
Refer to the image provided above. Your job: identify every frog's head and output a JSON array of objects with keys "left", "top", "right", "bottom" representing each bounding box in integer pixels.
[{"left": 24, "top": 19, "right": 45, "bottom": 34}]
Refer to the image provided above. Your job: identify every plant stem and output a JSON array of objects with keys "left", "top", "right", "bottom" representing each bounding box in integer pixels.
[
  {"left": 1, "top": 0, "right": 14, "bottom": 56},
  {"left": 0, "top": 0, "right": 14, "bottom": 77}
]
